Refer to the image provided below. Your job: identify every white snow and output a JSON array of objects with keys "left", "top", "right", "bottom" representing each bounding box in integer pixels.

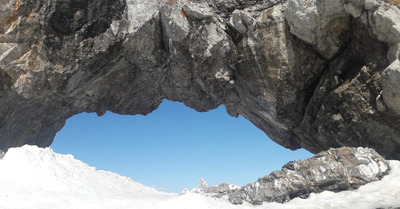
[{"left": 0, "top": 145, "right": 400, "bottom": 209}]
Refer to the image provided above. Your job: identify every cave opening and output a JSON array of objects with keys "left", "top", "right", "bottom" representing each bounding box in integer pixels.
[{"left": 51, "top": 100, "right": 312, "bottom": 193}]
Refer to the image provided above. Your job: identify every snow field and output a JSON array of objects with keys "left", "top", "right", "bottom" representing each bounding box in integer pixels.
[{"left": 0, "top": 145, "right": 399, "bottom": 209}]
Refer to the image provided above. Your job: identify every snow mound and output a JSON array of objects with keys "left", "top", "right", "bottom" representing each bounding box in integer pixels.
[
  {"left": 0, "top": 145, "right": 173, "bottom": 209},
  {"left": 0, "top": 145, "right": 400, "bottom": 209}
]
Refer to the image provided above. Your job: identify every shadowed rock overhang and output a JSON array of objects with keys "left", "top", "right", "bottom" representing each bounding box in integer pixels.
[{"left": 0, "top": 0, "right": 400, "bottom": 159}]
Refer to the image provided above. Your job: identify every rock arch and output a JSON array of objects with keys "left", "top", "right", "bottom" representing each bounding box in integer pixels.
[{"left": 1, "top": 0, "right": 400, "bottom": 159}]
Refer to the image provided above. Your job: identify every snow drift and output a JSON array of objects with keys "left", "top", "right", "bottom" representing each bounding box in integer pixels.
[{"left": 0, "top": 145, "right": 399, "bottom": 209}]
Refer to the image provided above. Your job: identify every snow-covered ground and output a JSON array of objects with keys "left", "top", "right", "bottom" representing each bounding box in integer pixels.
[{"left": 0, "top": 145, "right": 399, "bottom": 209}]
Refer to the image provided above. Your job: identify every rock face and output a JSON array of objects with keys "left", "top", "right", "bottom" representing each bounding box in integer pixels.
[
  {"left": 1, "top": 0, "right": 400, "bottom": 159},
  {"left": 191, "top": 147, "right": 389, "bottom": 205}
]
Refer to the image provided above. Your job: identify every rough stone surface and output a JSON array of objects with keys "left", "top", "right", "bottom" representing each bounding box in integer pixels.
[
  {"left": 388, "top": 43, "right": 400, "bottom": 62},
  {"left": 194, "top": 147, "right": 389, "bottom": 205},
  {"left": 285, "top": 0, "right": 350, "bottom": 59},
  {"left": 1, "top": 0, "right": 400, "bottom": 159},
  {"left": 381, "top": 59, "right": 400, "bottom": 116}
]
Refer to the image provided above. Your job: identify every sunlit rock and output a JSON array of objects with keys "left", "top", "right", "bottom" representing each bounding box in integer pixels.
[
  {"left": 0, "top": 0, "right": 400, "bottom": 160},
  {"left": 189, "top": 147, "right": 389, "bottom": 205}
]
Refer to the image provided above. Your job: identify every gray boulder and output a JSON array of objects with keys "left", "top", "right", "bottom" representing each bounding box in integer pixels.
[
  {"left": 381, "top": 59, "right": 400, "bottom": 116},
  {"left": 231, "top": 147, "right": 389, "bottom": 205},
  {"left": 191, "top": 147, "right": 389, "bottom": 205}
]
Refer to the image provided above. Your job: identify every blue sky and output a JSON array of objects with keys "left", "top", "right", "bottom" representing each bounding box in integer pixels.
[{"left": 51, "top": 100, "right": 312, "bottom": 193}]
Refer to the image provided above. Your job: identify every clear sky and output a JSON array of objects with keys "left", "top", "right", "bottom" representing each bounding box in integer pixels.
[{"left": 51, "top": 100, "right": 312, "bottom": 193}]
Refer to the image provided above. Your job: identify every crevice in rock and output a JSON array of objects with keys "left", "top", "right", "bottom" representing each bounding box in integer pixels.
[
  {"left": 293, "top": 15, "right": 394, "bottom": 156},
  {"left": 48, "top": 1, "right": 89, "bottom": 36},
  {"left": 0, "top": 70, "right": 13, "bottom": 94},
  {"left": 45, "top": 0, "right": 126, "bottom": 64},
  {"left": 337, "top": 57, "right": 365, "bottom": 81},
  {"left": 84, "top": 20, "right": 110, "bottom": 39},
  {"left": 158, "top": 12, "right": 169, "bottom": 54},
  {"left": 225, "top": 23, "right": 245, "bottom": 46}
]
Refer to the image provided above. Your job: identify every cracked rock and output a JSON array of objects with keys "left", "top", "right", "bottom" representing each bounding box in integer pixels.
[{"left": 0, "top": 0, "right": 400, "bottom": 160}]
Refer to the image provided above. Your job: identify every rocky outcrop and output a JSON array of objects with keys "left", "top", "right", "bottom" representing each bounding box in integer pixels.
[
  {"left": 1, "top": 0, "right": 400, "bottom": 159},
  {"left": 181, "top": 178, "right": 240, "bottom": 196},
  {"left": 189, "top": 147, "right": 389, "bottom": 205}
]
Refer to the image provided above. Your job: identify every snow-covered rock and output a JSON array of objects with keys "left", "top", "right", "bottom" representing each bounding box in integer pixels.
[
  {"left": 187, "top": 147, "right": 390, "bottom": 205},
  {"left": 191, "top": 178, "right": 209, "bottom": 193},
  {"left": 185, "top": 177, "right": 241, "bottom": 198}
]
